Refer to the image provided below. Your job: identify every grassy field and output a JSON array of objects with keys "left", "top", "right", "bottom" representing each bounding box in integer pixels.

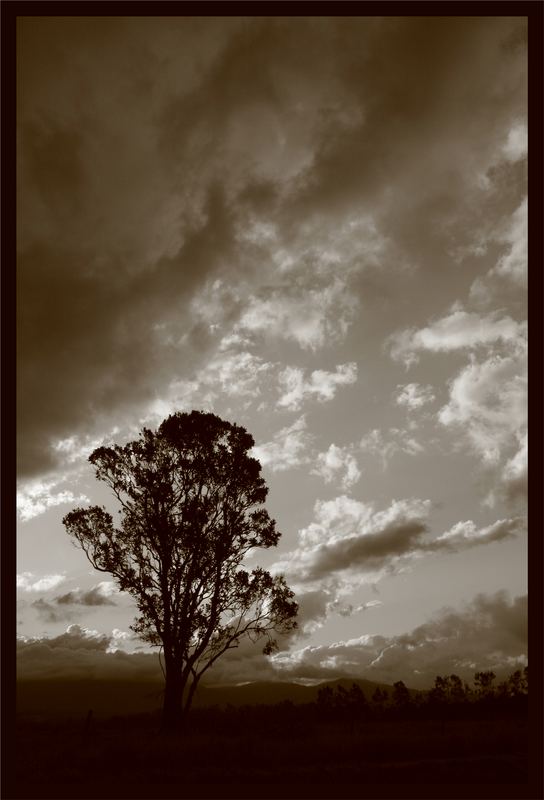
[{"left": 12, "top": 708, "right": 529, "bottom": 798}]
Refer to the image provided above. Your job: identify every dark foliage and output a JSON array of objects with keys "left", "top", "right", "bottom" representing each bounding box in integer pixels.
[{"left": 314, "top": 668, "right": 528, "bottom": 722}]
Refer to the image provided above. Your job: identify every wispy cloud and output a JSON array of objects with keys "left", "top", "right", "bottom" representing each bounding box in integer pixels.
[
  {"left": 236, "top": 279, "right": 358, "bottom": 352},
  {"left": 359, "top": 428, "right": 424, "bottom": 469},
  {"left": 389, "top": 310, "right": 525, "bottom": 367}
]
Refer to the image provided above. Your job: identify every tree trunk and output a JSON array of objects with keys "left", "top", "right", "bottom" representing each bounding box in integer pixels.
[
  {"left": 181, "top": 675, "right": 200, "bottom": 722},
  {"left": 161, "top": 660, "right": 185, "bottom": 734}
]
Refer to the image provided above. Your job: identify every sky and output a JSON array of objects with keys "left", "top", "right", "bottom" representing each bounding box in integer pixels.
[{"left": 16, "top": 16, "right": 528, "bottom": 690}]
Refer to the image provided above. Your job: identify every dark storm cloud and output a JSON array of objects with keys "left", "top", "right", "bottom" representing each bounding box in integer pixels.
[
  {"left": 283, "top": 18, "right": 526, "bottom": 245},
  {"left": 54, "top": 586, "right": 117, "bottom": 607},
  {"left": 276, "top": 496, "right": 524, "bottom": 588},
  {"left": 18, "top": 186, "right": 238, "bottom": 476},
  {"left": 17, "top": 17, "right": 526, "bottom": 479},
  {"left": 310, "top": 520, "right": 428, "bottom": 580}
]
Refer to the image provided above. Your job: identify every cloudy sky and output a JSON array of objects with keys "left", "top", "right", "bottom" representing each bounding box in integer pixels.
[{"left": 17, "top": 16, "right": 527, "bottom": 689}]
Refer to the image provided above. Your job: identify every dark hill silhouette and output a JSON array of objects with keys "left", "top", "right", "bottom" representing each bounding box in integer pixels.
[{"left": 17, "top": 676, "right": 400, "bottom": 719}]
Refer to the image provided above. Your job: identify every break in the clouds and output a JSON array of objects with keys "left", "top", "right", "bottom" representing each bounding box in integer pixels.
[{"left": 17, "top": 17, "right": 527, "bottom": 681}]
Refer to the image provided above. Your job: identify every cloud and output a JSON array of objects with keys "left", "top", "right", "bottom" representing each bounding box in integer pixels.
[
  {"left": 311, "top": 444, "right": 361, "bottom": 490},
  {"left": 431, "top": 517, "right": 524, "bottom": 551},
  {"left": 236, "top": 279, "right": 358, "bottom": 352},
  {"left": 389, "top": 310, "right": 526, "bottom": 367},
  {"left": 17, "top": 572, "right": 66, "bottom": 593},
  {"left": 18, "top": 591, "right": 526, "bottom": 689},
  {"left": 500, "top": 121, "right": 527, "bottom": 163},
  {"left": 359, "top": 428, "right": 424, "bottom": 469},
  {"left": 31, "top": 598, "right": 78, "bottom": 624},
  {"left": 17, "top": 18, "right": 526, "bottom": 481},
  {"left": 17, "top": 624, "right": 161, "bottom": 681},
  {"left": 17, "top": 477, "right": 90, "bottom": 522},
  {"left": 438, "top": 347, "right": 527, "bottom": 467},
  {"left": 277, "top": 363, "right": 357, "bottom": 411},
  {"left": 499, "top": 432, "right": 527, "bottom": 505},
  {"left": 273, "top": 496, "right": 523, "bottom": 609},
  {"left": 271, "top": 591, "right": 527, "bottom": 688},
  {"left": 251, "top": 416, "right": 312, "bottom": 472},
  {"left": 274, "top": 497, "right": 432, "bottom": 586},
  {"left": 395, "top": 383, "right": 436, "bottom": 410},
  {"left": 488, "top": 197, "right": 527, "bottom": 288},
  {"left": 54, "top": 581, "right": 118, "bottom": 607}
]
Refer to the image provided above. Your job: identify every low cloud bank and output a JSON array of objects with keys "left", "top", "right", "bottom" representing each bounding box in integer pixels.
[{"left": 17, "top": 592, "right": 526, "bottom": 689}]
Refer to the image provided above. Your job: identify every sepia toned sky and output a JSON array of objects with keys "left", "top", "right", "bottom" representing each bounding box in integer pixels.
[{"left": 17, "top": 16, "right": 528, "bottom": 688}]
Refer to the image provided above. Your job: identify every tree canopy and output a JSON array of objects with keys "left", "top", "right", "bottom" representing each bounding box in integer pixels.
[{"left": 63, "top": 411, "right": 298, "bottom": 730}]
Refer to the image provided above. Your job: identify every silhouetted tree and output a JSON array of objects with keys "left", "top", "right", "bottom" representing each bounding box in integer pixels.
[
  {"left": 392, "top": 680, "right": 411, "bottom": 714},
  {"left": 474, "top": 670, "right": 496, "bottom": 701},
  {"left": 429, "top": 674, "right": 467, "bottom": 707},
  {"left": 63, "top": 411, "right": 298, "bottom": 732},
  {"left": 371, "top": 687, "right": 389, "bottom": 715},
  {"left": 348, "top": 682, "right": 369, "bottom": 715}
]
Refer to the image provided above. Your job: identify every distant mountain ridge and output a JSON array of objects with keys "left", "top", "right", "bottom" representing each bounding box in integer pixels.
[{"left": 17, "top": 677, "right": 409, "bottom": 719}]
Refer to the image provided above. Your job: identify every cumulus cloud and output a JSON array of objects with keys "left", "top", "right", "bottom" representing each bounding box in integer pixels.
[
  {"left": 271, "top": 591, "right": 527, "bottom": 688},
  {"left": 438, "top": 347, "right": 527, "bottom": 467},
  {"left": 389, "top": 310, "right": 526, "bottom": 367},
  {"left": 388, "top": 302, "right": 527, "bottom": 507},
  {"left": 311, "top": 444, "right": 361, "bottom": 490},
  {"left": 395, "top": 383, "right": 436, "bottom": 410},
  {"left": 251, "top": 416, "right": 313, "bottom": 472},
  {"left": 277, "top": 363, "right": 357, "bottom": 411},
  {"left": 17, "top": 477, "right": 90, "bottom": 522},
  {"left": 17, "top": 572, "right": 66, "bottom": 593}
]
